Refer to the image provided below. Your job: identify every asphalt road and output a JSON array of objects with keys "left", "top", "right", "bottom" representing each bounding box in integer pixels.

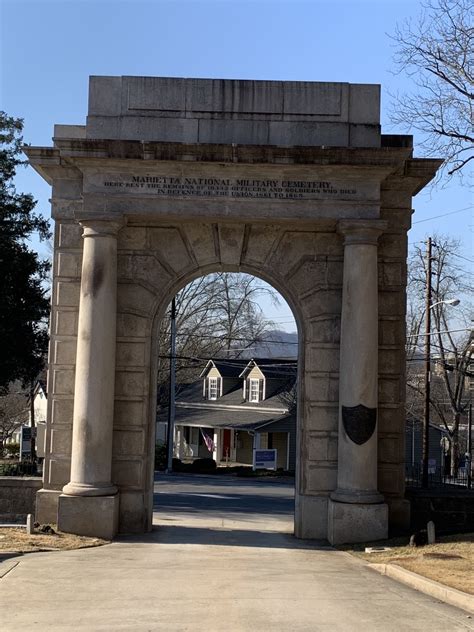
[{"left": 153, "top": 472, "right": 295, "bottom": 532}]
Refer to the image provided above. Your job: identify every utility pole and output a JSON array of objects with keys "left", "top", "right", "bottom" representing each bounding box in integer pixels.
[
  {"left": 166, "top": 297, "right": 177, "bottom": 473},
  {"left": 467, "top": 403, "right": 472, "bottom": 490},
  {"left": 422, "top": 237, "right": 432, "bottom": 488}
]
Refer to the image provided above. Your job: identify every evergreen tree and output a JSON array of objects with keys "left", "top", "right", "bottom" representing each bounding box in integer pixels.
[{"left": 0, "top": 112, "right": 50, "bottom": 392}]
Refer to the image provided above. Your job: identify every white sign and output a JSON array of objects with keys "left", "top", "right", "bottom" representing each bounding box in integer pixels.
[{"left": 253, "top": 448, "right": 277, "bottom": 470}]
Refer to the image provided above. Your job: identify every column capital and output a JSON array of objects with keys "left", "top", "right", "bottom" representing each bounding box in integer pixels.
[
  {"left": 337, "top": 220, "right": 388, "bottom": 246},
  {"left": 77, "top": 217, "right": 126, "bottom": 238}
]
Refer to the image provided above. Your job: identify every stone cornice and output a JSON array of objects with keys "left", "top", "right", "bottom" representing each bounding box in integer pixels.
[
  {"left": 26, "top": 140, "right": 414, "bottom": 169},
  {"left": 24, "top": 141, "right": 442, "bottom": 199}
]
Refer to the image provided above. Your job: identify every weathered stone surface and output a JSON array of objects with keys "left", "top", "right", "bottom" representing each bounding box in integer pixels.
[
  {"left": 116, "top": 312, "right": 149, "bottom": 338},
  {"left": 50, "top": 427, "right": 72, "bottom": 455},
  {"left": 51, "top": 369, "right": 75, "bottom": 395},
  {"left": 53, "top": 339, "right": 77, "bottom": 365},
  {"left": 54, "top": 311, "right": 78, "bottom": 336},
  {"left": 115, "top": 371, "right": 146, "bottom": 398},
  {"left": 51, "top": 398, "right": 74, "bottom": 425},
  {"left": 48, "top": 458, "right": 71, "bottom": 486},
  {"left": 327, "top": 499, "right": 388, "bottom": 545},
  {"left": 115, "top": 342, "right": 146, "bottom": 367},
  {"left": 306, "top": 433, "right": 338, "bottom": 462},
  {"left": 35, "top": 489, "right": 61, "bottom": 524},
  {"left": 118, "top": 490, "right": 151, "bottom": 534},
  {"left": 58, "top": 493, "right": 119, "bottom": 539},
  {"left": 113, "top": 429, "right": 146, "bottom": 457},
  {"left": 55, "top": 281, "right": 80, "bottom": 307},
  {"left": 58, "top": 222, "right": 83, "bottom": 248},
  {"left": 305, "top": 404, "right": 339, "bottom": 432},
  {"left": 57, "top": 252, "right": 82, "bottom": 278},
  {"left": 114, "top": 400, "right": 146, "bottom": 427},
  {"left": 294, "top": 494, "right": 329, "bottom": 539}
]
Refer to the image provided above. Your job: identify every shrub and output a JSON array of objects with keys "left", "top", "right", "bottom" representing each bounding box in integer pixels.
[
  {"left": 191, "top": 458, "right": 216, "bottom": 473},
  {"left": 4, "top": 443, "right": 20, "bottom": 458},
  {"left": 0, "top": 461, "right": 38, "bottom": 476}
]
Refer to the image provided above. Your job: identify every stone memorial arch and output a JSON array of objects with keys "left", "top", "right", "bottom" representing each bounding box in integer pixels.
[{"left": 26, "top": 77, "right": 440, "bottom": 544}]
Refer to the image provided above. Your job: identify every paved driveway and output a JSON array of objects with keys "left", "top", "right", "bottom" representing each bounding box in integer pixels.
[{"left": 0, "top": 473, "right": 473, "bottom": 631}]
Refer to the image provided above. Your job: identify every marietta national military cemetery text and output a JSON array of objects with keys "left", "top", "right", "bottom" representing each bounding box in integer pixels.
[{"left": 102, "top": 176, "right": 358, "bottom": 200}]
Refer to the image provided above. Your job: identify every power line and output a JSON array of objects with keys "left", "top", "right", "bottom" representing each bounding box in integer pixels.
[
  {"left": 412, "top": 205, "right": 473, "bottom": 225},
  {"left": 175, "top": 332, "right": 299, "bottom": 345},
  {"left": 451, "top": 252, "right": 474, "bottom": 265},
  {"left": 406, "top": 327, "right": 471, "bottom": 339}
]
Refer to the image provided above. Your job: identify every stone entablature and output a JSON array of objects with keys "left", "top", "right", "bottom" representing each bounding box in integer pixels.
[{"left": 25, "top": 76, "right": 442, "bottom": 543}]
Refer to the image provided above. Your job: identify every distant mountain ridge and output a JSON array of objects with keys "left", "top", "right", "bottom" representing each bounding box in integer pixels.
[{"left": 248, "top": 329, "right": 298, "bottom": 358}]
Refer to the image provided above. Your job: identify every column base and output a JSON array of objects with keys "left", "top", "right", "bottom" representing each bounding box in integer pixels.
[
  {"left": 330, "top": 488, "right": 384, "bottom": 504},
  {"left": 327, "top": 498, "right": 388, "bottom": 545},
  {"left": 58, "top": 493, "right": 119, "bottom": 540},
  {"left": 62, "top": 481, "right": 118, "bottom": 496}
]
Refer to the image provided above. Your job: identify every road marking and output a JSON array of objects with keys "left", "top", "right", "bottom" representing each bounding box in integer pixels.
[{"left": 155, "top": 492, "right": 236, "bottom": 500}]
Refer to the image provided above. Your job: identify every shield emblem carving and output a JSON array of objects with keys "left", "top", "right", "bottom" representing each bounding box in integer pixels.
[{"left": 342, "top": 404, "right": 377, "bottom": 445}]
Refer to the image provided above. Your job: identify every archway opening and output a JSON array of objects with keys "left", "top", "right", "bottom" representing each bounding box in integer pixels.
[{"left": 152, "top": 272, "right": 299, "bottom": 534}]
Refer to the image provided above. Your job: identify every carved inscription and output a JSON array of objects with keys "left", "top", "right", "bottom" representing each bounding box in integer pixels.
[{"left": 99, "top": 175, "right": 359, "bottom": 200}]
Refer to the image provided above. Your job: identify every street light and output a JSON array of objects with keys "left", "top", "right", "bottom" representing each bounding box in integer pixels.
[
  {"left": 421, "top": 241, "right": 460, "bottom": 488},
  {"left": 431, "top": 298, "right": 460, "bottom": 309}
]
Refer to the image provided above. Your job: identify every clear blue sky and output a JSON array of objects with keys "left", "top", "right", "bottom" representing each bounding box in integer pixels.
[{"left": 1, "top": 0, "right": 472, "bottom": 331}]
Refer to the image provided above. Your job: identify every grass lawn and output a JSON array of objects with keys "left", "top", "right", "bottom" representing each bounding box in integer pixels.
[{"left": 342, "top": 533, "right": 474, "bottom": 595}]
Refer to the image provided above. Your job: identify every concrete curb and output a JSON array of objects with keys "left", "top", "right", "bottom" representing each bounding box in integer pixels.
[{"left": 369, "top": 562, "right": 474, "bottom": 614}]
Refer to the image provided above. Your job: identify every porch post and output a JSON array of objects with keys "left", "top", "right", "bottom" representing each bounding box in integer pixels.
[
  {"left": 327, "top": 219, "right": 388, "bottom": 544},
  {"left": 58, "top": 219, "right": 124, "bottom": 539}
]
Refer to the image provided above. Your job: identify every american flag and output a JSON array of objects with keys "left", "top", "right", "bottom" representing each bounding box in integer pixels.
[{"left": 200, "top": 428, "right": 215, "bottom": 453}]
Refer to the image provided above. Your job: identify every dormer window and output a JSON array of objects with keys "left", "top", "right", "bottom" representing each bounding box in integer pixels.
[
  {"left": 244, "top": 378, "right": 264, "bottom": 403},
  {"left": 204, "top": 376, "right": 221, "bottom": 400},
  {"left": 249, "top": 379, "right": 260, "bottom": 402},
  {"left": 209, "top": 377, "right": 218, "bottom": 400}
]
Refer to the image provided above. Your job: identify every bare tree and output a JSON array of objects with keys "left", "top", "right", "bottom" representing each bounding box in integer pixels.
[
  {"left": 406, "top": 235, "right": 473, "bottom": 473},
  {"left": 157, "top": 273, "right": 280, "bottom": 402},
  {"left": 390, "top": 0, "right": 474, "bottom": 183},
  {"left": 0, "top": 382, "right": 28, "bottom": 455}
]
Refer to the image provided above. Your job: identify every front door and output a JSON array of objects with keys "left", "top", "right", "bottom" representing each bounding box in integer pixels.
[{"left": 222, "top": 429, "right": 231, "bottom": 462}]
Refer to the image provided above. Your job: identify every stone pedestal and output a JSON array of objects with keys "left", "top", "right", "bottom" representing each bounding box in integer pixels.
[
  {"left": 327, "top": 498, "right": 388, "bottom": 545},
  {"left": 36, "top": 488, "right": 62, "bottom": 524},
  {"left": 58, "top": 494, "right": 119, "bottom": 540},
  {"left": 327, "top": 220, "right": 388, "bottom": 544}
]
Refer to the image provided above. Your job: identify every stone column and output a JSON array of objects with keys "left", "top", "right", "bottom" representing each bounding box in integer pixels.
[
  {"left": 327, "top": 219, "right": 388, "bottom": 545},
  {"left": 58, "top": 219, "right": 123, "bottom": 540}
]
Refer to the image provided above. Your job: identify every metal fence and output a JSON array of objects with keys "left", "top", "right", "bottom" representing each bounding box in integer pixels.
[{"left": 405, "top": 463, "right": 472, "bottom": 489}]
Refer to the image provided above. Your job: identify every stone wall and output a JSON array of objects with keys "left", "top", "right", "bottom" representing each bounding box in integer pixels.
[{"left": 0, "top": 477, "right": 42, "bottom": 522}]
